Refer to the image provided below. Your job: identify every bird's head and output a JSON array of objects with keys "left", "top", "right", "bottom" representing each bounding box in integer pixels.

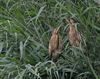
[
  {"left": 52, "top": 26, "right": 60, "bottom": 35},
  {"left": 69, "top": 18, "right": 77, "bottom": 25},
  {"left": 65, "top": 18, "right": 78, "bottom": 32},
  {"left": 66, "top": 18, "right": 77, "bottom": 26}
]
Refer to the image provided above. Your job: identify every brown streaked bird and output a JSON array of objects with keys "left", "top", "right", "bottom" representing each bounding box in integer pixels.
[
  {"left": 48, "top": 27, "right": 62, "bottom": 62},
  {"left": 66, "top": 18, "right": 81, "bottom": 47}
]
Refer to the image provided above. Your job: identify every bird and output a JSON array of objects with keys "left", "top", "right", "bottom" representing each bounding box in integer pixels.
[
  {"left": 48, "top": 26, "right": 62, "bottom": 62},
  {"left": 66, "top": 18, "right": 81, "bottom": 47}
]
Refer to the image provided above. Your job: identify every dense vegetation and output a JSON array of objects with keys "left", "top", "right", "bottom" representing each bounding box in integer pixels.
[{"left": 0, "top": 0, "right": 100, "bottom": 79}]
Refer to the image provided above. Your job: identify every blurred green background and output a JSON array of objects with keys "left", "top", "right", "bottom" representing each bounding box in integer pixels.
[{"left": 0, "top": 0, "right": 100, "bottom": 79}]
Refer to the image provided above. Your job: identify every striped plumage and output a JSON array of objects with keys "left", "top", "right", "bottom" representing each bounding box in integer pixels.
[
  {"left": 67, "top": 18, "right": 81, "bottom": 47},
  {"left": 48, "top": 27, "right": 62, "bottom": 62}
]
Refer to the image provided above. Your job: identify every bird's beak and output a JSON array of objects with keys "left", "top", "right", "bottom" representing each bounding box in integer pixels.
[
  {"left": 65, "top": 18, "right": 70, "bottom": 24},
  {"left": 57, "top": 26, "right": 61, "bottom": 32}
]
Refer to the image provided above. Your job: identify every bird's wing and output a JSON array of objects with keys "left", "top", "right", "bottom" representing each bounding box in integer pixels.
[
  {"left": 49, "top": 35, "right": 59, "bottom": 53},
  {"left": 58, "top": 35, "right": 63, "bottom": 52}
]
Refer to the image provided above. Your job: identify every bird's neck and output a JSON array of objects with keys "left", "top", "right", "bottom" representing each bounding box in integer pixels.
[{"left": 69, "top": 25, "right": 75, "bottom": 30}]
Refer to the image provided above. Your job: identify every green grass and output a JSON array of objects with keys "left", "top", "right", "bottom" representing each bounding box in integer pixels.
[{"left": 0, "top": 0, "right": 100, "bottom": 79}]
